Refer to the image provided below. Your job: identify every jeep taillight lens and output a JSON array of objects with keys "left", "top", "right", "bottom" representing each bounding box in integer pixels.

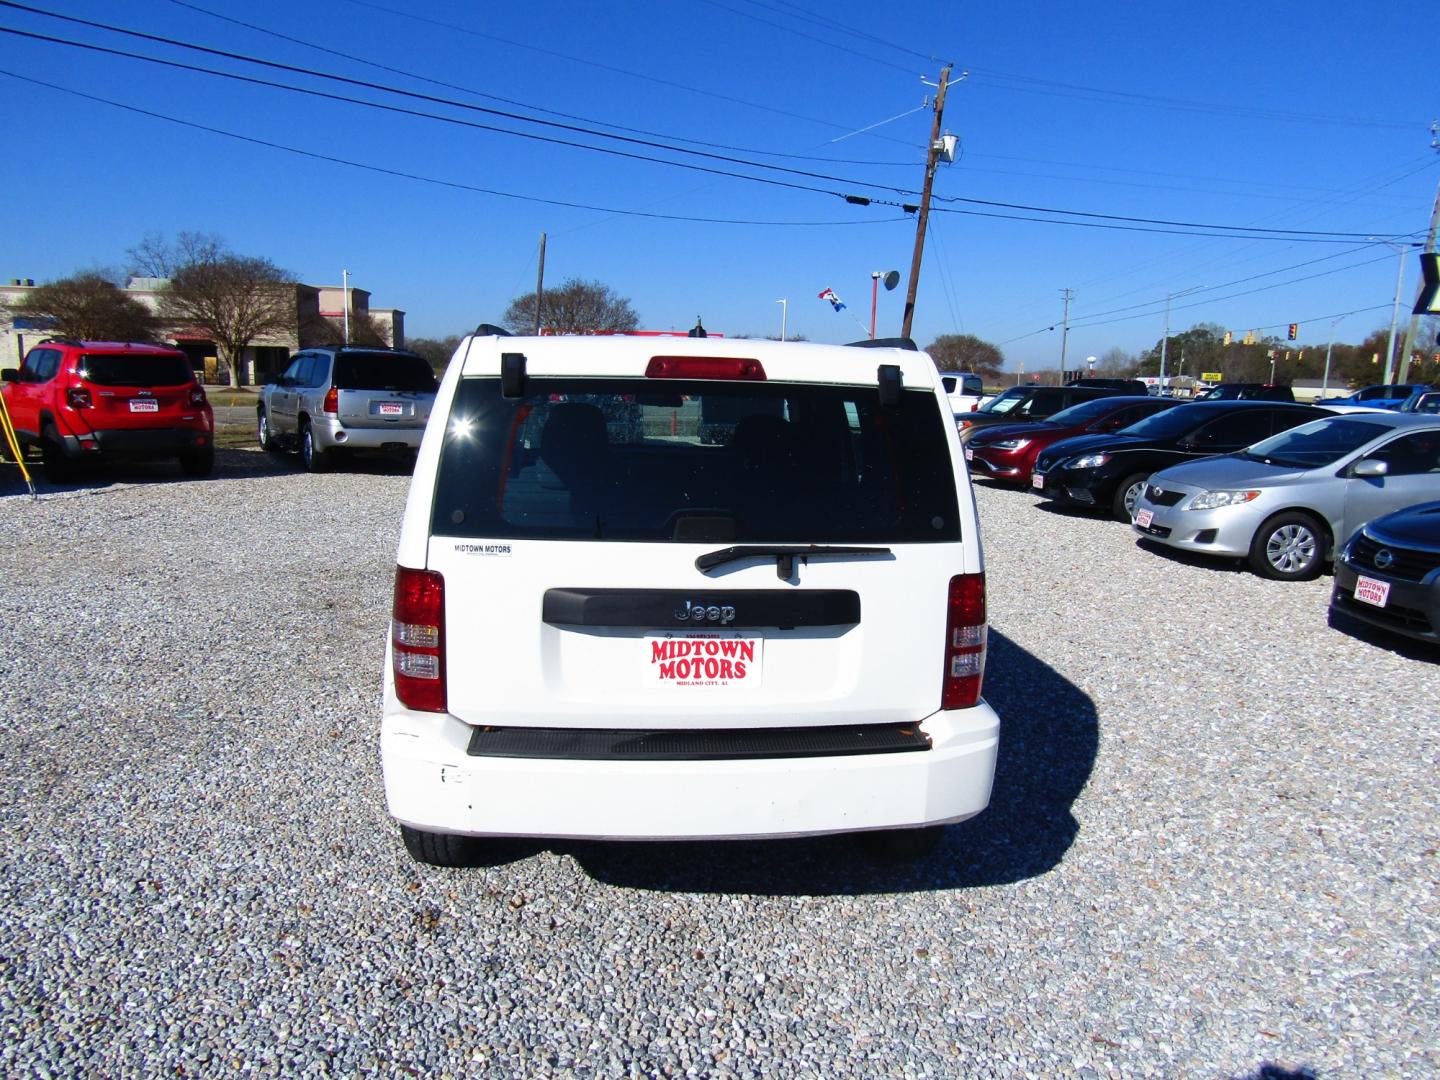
[
  {"left": 942, "top": 573, "right": 987, "bottom": 710},
  {"left": 66, "top": 386, "right": 92, "bottom": 409},
  {"left": 393, "top": 566, "right": 445, "bottom": 712},
  {"left": 188, "top": 385, "right": 207, "bottom": 408},
  {"left": 323, "top": 387, "right": 339, "bottom": 414}
]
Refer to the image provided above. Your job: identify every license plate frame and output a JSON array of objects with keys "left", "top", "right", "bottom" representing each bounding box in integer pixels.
[
  {"left": 128, "top": 399, "right": 159, "bottom": 413},
  {"left": 1135, "top": 508, "right": 1154, "bottom": 528},
  {"left": 375, "top": 401, "right": 405, "bottom": 416}
]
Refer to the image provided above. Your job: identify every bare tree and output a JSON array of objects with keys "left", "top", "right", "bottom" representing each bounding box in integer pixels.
[
  {"left": 159, "top": 253, "right": 294, "bottom": 389},
  {"left": 6, "top": 272, "right": 157, "bottom": 341},
  {"left": 503, "top": 277, "right": 639, "bottom": 335},
  {"left": 299, "top": 311, "right": 392, "bottom": 349},
  {"left": 407, "top": 334, "right": 465, "bottom": 373},
  {"left": 924, "top": 334, "right": 1005, "bottom": 382},
  {"left": 126, "top": 231, "right": 224, "bottom": 281}
]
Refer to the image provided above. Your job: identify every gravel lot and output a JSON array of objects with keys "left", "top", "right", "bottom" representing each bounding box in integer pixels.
[{"left": 1, "top": 448, "right": 1436, "bottom": 1079}]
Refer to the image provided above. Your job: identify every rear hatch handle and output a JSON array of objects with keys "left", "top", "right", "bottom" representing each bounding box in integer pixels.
[{"left": 696, "top": 545, "right": 892, "bottom": 580}]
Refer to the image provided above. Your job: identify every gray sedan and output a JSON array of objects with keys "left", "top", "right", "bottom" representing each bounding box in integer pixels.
[{"left": 1131, "top": 412, "right": 1440, "bottom": 580}]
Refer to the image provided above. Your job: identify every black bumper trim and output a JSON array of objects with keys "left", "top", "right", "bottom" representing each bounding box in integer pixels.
[
  {"left": 542, "top": 588, "right": 860, "bottom": 629},
  {"left": 465, "top": 723, "right": 930, "bottom": 761}
]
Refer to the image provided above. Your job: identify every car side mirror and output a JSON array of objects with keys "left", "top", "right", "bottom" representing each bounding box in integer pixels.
[
  {"left": 1, "top": 368, "right": 16, "bottom": 383},
  {"left": 1352, "top": 459, "right": 1388, "bottom": 478}
]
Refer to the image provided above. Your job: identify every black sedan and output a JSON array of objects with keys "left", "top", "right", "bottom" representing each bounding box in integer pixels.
[
  {"left": 1030, "top": 401, "right": 1333, "bottom": 521},
  {"left": 1331, "top": 500, "right": 1440, "bottom": 645}
]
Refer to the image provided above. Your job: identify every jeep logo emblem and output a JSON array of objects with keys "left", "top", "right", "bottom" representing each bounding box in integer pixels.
[{"left": 674, "top": 600, "right": 736, "bottom": 624}]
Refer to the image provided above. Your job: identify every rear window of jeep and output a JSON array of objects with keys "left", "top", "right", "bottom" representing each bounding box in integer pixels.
[
  {"left": 431, "top": 377, "right": 961, "bottom": 543},
  {"left": 78, "top": 353, "right": 194, "bottom": 387}
]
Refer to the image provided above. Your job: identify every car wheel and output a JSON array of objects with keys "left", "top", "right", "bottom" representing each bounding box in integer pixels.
[
  {"left": 400, "top": 825, "right": 485, "bottom": 867},
  {"left": 257, "top": 408, "right": 276, "bottom": 452},
  {"left": 1248, "top": 512, "right": 1326, "bottom": 581},
  {"left": 40, "top": 425, "right": 74, "bottom": 484},
  {"left": 179, "top": 447, "right": 214, "bottom": 477},
  {"left": 300, "top": 421, "right": 330, "bottom": 473},
  {"left": 1111, "top": 473, "right": 1149, "bottom": 522},
  {"left": 859, "top": 825, "right": 944, "bottom": 861}
]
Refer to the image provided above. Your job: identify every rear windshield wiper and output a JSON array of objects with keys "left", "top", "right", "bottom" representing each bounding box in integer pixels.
[{"left": 696, "top": 545, "right": 892, "bottom": 580}]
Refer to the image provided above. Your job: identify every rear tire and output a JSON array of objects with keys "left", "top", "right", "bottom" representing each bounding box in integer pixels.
[
  {"left": 300, "top": 420, "right": 330, "bottom": 473},
  {"left": 1248, "top": 511, "right": 1325, "bottom": 581},
  {"left": 1111, "top": 473, "right": 1149, "bottom": 522},
  {"left": 400, "top": 825, "right": 485, "bottom": 867},
  {"left": 860, "top": 825, "right": 944, "bottom": 861},
  {"left": 41, "top": 425, "right": 74, "bottom": 484},
  {"left": 257, "top": 408, "right": 277, "bottom": 452},
  {"left": 179, "top": 447, "right": 214, "bottom": 477}
]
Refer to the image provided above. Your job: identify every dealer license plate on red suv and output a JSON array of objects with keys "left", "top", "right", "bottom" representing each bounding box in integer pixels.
[
  {"left": 1354, "top": 575, "right": 1390, "bottom": 608},
  {"left": 128, "top": 399, "right": 159, "bottom": 413}
]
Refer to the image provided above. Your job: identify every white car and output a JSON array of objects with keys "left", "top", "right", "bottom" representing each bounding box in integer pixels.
[{"left": 381, "top": 334, "right": 1000, "bottom": 863}]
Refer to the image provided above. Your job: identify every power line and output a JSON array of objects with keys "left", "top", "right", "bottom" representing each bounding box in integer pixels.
[
  {"left": 0, "top": 70, "right": 910, "bottom": 228},
  {"left": 696, "top": 0, "right": 919, "bottom": 76},
  {"left": 161, "top": 0, "right": 917, "bottom": 168}
]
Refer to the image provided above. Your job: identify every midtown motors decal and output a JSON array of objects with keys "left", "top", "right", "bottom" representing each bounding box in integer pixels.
[{"left": 644, "top": 633, "right": 763, "bottom": 688}]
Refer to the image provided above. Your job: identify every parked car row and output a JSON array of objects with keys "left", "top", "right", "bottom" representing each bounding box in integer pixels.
[{"left": 966, "top": 395, "right": 1440, "bottom": 648}]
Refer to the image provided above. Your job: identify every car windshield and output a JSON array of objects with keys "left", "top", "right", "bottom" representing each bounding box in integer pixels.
[
  {"left": 1112, "top": 403, "right": 1217, "bottom": 439},
  {"left": 432, "top": 377, "right": 961, "bottom": 543},
  {"left": 333, "top": 352, "right": 437, "bottom": 392},
  {"left": 1241, "top": 417, "right": 1390, "bottom": 468},
  {"left": 78, "top": 353, "right": 193, "bottom": 387},
  {"left": 977, "top": 388, "right": 1027, "bottom": 415}
]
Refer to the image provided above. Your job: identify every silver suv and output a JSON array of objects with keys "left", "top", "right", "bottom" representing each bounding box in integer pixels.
[{"left": 257, "top": 346, "right": 438, "bottom": 471}]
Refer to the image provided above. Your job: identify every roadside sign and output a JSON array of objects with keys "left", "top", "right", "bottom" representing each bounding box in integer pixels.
[
  {"left": 1415, "top": 253, "right": 1440, "bottom": 315},
  {"left": 1201, "top": 372, "right": 1222, "bottom": 383}
]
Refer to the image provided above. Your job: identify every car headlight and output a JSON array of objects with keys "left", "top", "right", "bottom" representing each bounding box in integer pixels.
[
  {"left": 1186, "top": 489, "right": 1261, "bottom": 510},
  {"left": 1069, "top": 452, "right": 1111, "bottom": 469},
  {"left": 991, "top": 437, "right": 1031, "bottom": 451}
]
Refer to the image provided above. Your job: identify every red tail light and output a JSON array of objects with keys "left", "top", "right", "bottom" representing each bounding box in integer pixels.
[
  {"left": 66, "top": 386, "right": 92, "bottom": 409},
  {"left": 188, "top": 385, "right": 207, "bottom": 408},
  {"left": 392, "top": 566, "right": 445, "bottom": 712},
  {"left": 323, "top": 387, "right": 339, "bottom": 414},
  {"left": 646, "top": 356, "right": 766, "bottom": 380},
  {"left": 942, "top": 573, "right": 987, "bottom": 710}
]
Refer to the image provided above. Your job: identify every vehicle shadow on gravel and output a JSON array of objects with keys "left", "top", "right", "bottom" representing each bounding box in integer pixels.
[
  {"left": 0, "top": 447, "right": 412, "bottom": 496},
  {"left": 1328, "top": 608, "right": 1439, "bottom": 662},
  {"left": 564, "top": 630, "right": 1098, "bottom": 895}
]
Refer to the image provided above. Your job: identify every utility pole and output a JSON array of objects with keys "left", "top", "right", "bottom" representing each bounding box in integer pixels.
[
  {"left": 1397, "top": 123, "right": 1440, "bottom": 383},
  {"left": 900, "top": 65, "right": 953, "bottom": 340},
  {"left": 533, "top": 232, "right": 547, "bottom": 336},
  {"left": 1383, "top": 242, "right": 1409, "bottom": 384},
  {"left": 341, "top": 268, "right": 350, "bottom": 344},
  {"left": 1059, "top": 288, "right": 1073, "bottom": 378}
]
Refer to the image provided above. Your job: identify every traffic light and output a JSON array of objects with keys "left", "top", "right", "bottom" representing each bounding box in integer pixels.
[{"left": 1287, "top": 323, "right": 1298, "bottom": 341}]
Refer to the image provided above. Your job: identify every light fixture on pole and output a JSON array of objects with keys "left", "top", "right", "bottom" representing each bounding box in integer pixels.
[
  {"left": 870, "top": 270, "right": 899, "bottom": 339},
  {"left": 1159, "top": 286, "right": 1205, "bottom": 388},
  {"left": 775, "top": 299, "right": 788, "bottom": 342}
]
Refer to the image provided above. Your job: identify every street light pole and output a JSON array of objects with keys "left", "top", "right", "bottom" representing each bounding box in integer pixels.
[
  {"left": 1383, "top": 242, "right": 1410, "bottom": 384},
  {"left": 1321, "top": 315, "right": 1343, "bottom": 394},
  {"left": 1159, "top": 286, "right": 1203, "bottom": 390},
  {"left": 775, "top": 299, "right": 787, "bottom": 342}
]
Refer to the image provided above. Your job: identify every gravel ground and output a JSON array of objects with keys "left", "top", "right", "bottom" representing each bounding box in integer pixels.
[{"left": 1, "top": 448, "right": 1436, "bottom": 1079}]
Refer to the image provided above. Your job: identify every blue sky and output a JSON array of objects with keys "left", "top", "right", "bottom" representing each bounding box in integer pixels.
[{"left": 1, "top": 0, "right": 1435, "bottom": 369}]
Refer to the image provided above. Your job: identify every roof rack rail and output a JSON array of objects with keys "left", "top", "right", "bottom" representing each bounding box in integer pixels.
[
  {"left": 472, "top": 322, "right": 511, "bottom": 337},
  {"left": 845, "top": 337, "right": 917, "bottom": 351},
  {"left": 39, "top": 337, "right": 84, "bottom": 347}
]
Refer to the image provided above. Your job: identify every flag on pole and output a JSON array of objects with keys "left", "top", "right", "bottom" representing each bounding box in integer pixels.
[{"left": 818, "top": 288, "right": 846, "bottom": 312}]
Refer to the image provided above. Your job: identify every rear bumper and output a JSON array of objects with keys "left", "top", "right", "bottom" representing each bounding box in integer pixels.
[
  {"left": 64, "top": 426, "right": 212, "bottom": 458},
  {"left": 381, "top": 704, "right": 1000, "bottom": 840},
  {"left": 313, "top": 414, "right": 425, "bottom": 452}
]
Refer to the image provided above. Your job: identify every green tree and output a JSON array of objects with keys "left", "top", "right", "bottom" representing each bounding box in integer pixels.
[
  {"left": 503, "top": 277, "right": 639, "bottom": 335},
  {"left": 408, "top": 334, "right": 465, "bottom": 373},
  {"left": 159, "top": 251, "right": 295, "bottom": 390},
  {"left": 923, "top": 334, "right": 1004, "bottom": 381},
  {"left": 6, "top": 272, "right": 157, "bottom": 341}
]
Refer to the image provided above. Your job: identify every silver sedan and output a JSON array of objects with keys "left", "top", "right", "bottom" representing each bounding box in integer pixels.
[{"left": 1131, "top": 412, "right": 1440, "bottom": 580}]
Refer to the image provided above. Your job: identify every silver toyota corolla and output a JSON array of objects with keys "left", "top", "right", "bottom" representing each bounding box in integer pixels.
[{"left": 1131, "top": 412, "right": 1440, "bottom": 580}]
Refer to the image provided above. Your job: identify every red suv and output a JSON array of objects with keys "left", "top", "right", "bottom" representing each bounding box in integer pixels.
[{"left": 1, "top": 339, "right": 213, "bottom": 481}]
